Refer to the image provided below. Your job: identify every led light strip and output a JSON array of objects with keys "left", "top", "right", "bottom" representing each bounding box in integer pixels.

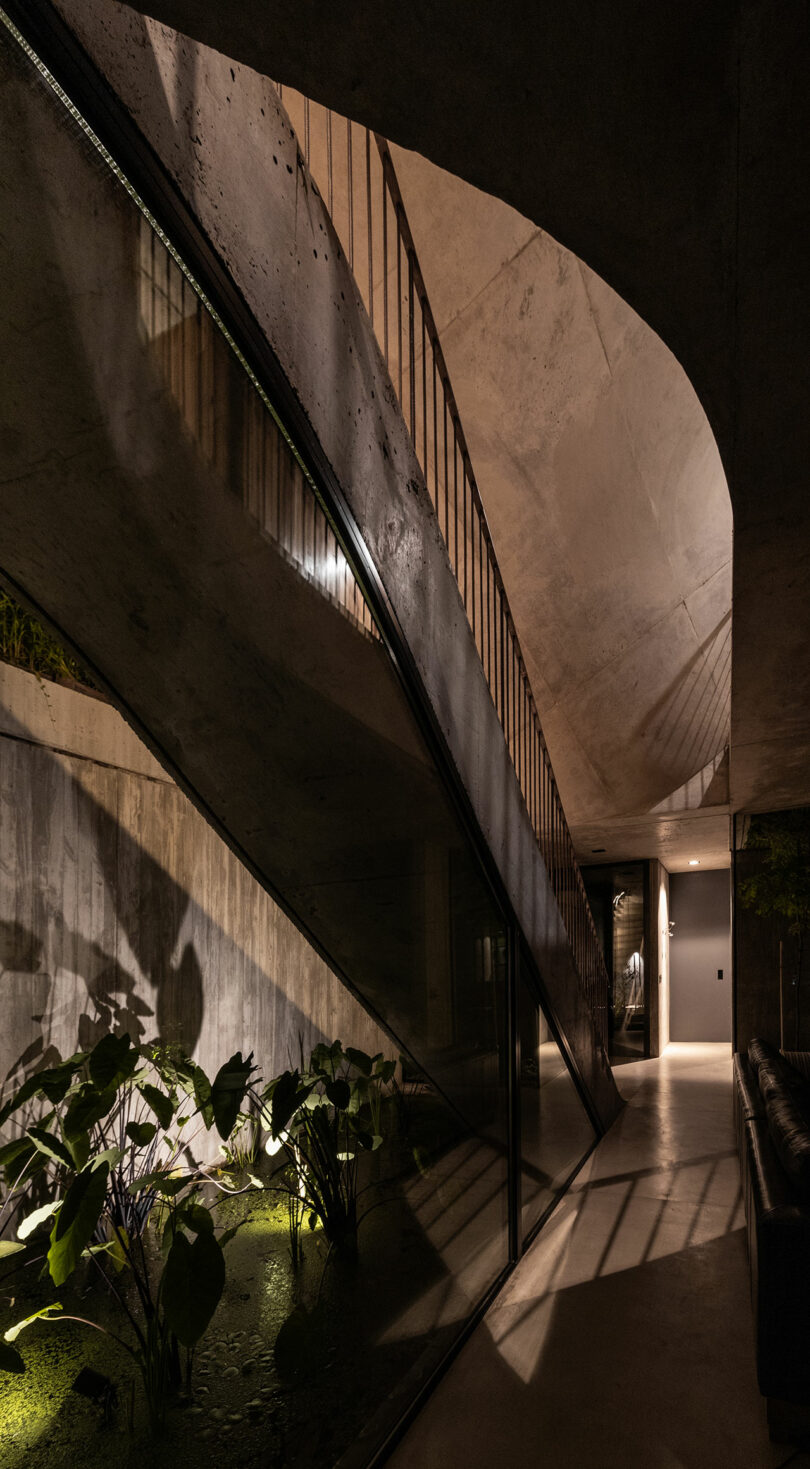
[{"left": 0, "top": 5, "right": 351, "bottom": 544}]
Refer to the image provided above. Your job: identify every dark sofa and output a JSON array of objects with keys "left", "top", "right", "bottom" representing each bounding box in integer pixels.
[{"left": 734, "top": 1038, "right": 810, "bottom": 1440}]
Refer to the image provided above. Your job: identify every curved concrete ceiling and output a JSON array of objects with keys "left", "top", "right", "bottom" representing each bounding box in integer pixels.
[
  {"left": 54, "top": 0, "right": 810, "bottom": 849},
  {"left": 390, "top": 147, "right": 732, "bottom": 871}
]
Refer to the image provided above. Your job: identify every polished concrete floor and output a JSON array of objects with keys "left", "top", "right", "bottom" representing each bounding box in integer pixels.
[{"left": 389, "top": 1044, "right": 810, "bottom": 1469}]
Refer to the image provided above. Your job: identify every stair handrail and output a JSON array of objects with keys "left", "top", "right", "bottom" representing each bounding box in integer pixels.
[{"left": 277, "top": 88, "right": 610, "bottom": 1050}]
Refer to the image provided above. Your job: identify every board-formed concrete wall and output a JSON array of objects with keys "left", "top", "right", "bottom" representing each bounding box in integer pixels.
[
  {"left": 39, "top": 0, "right": 618, "bottom": 1126},
  {"left": 0, "top": 661, "right": 389, "bottom": 1096}
]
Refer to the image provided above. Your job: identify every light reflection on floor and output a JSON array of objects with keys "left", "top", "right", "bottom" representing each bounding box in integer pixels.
[{"left": 390, "top": 1043, "right": 810, "bottom": 1469}]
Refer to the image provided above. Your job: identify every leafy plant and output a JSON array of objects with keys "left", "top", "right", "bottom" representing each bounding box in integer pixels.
[
  {"left": 0, "top": 1031, "right": 256, "bottom": 1426},
  {"left": 263, "top": 1041, "right": 396, "bottom": 1260},
  {"left": 0, "top": 589, "right": 94, "bottom": 688},
  {"left": 218, "top": 1106, "right": 260, "bottom": 1175},
  {"left": 740, "top": 809, "right": 810, "bottom": 1046}
]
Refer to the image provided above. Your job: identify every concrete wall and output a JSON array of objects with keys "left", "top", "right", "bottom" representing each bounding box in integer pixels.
[
  {"left": 0, "top": 661, "right": 389, "bottom": 1094},
  {"left": 0, "top": 3, "right": 619, "bottom": 1124},
  {"left": 112, "top": 0, "right": 810, "bottom": 837},
  {"left": 669, "top": 869, "right": 731, "bottom": 1042},
  {"left": 388, "top": 146, "right": 731, "bottom": 854}
]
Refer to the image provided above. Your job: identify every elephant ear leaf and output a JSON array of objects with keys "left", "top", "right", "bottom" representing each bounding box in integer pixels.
[
  {"left": 0, "top": 1342, "right": 25, "bottom": 1374},
  {"left": 88, "top": 1032, "right": 136, "bottom": 1089},
  {"left": 211, "top": 1053, "right": 255, "bottom": 1140},
  {"left": 63, "top": 1084, "right": 116, "bottom": 1139},
  {"left": 268, "top": 1069, "right": 305, "bottom": 1137},
  {"left": 0, "top": 1241, "right": 26, "bottom": 1259},
  {"left": 137, "top": 1084, "right": 174, "bottom": 1131},
  {"left": 17, "top": 1199, "right": 62, "bottom": 1241},
  {"left": 125, "top": 1121, "right": 157, "bottom": 1148},
  {"left": 48, "top": 1161, "right": 110, "bottom": 1287},
  {"left": 27, "top": 1126, "right": 74, "bottom": 1170},
  {"left": 0, "top": 1073, "right": 44, "bottom": 1127},
  {"left": 161, "top": 1231, "right": 225, "bottom": 1346},
  {"left": 345, "top": 1047, "right": 373, "bottom": 1076},
  {"left": 325, "top": 1079, "right": 351, "bottom": 1111}
]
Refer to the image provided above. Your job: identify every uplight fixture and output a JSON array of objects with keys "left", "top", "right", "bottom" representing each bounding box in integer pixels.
[{"left": 689, "top": 859, "right": 700, "bottom": 866}]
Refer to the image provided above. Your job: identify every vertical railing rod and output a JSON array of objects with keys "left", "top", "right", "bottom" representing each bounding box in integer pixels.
[
  {"left": 346, "top": 116, "right": 354, "bottom": 268},
  {"left": 408, "top": 249, "right": 416, "bottom": 438},
  {"left": 382, "top": 174, "right": 389, "bottom": 364},
  {"left": 280, "top": 94, "right": 609, "bottom": 1051},
  {"left": 365, "top": 127, "right": 373, "bottom": 327}
]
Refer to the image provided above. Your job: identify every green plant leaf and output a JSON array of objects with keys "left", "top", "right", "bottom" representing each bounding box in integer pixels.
[
  {"left": 210, "top": 1053, "right": 255, "bottom": 1141},
  {"left": 191, "top": 1066, "right": 214, "bottom": 1128},
  {"left": 63, "top": 1084, "right": 117, "bottom": 1139},
  {"left": 93, "top": 1147, "right": 123, "bottom": 1170},
  {"left": 161, "top": 1230, "right": 225, "bottom": 1347},
  {"left": 0, "top": 1241, "right": 26, "bottom": 1258},
  {"left": 4, "top": 1303, "right": 63, "bottom": 1342},
  {"left": 0, "top": 1136, "right": 36, "bottom": 1169},
  {"left": 26, "top": 1126, "right": 74, "bottom": 1170},
  {"left": 137, "top": 1083, "right": 174, "bottom": 1131},
  {"left": 128, "top": 1170, "right": 187, "bottom": 1198},
  {"left": 125, "top": 1121, "right": 157, "bottom": 1148},
  {"left": 0, "top": 1073, "right": 42, "bottom": 1127},
  {"left": 0, "top": 1139, "right": 46, "bottom": 1186},
  {"left": 97, "top": 1227, "right": 128, "bottom": 1273},
  {"left": 48, "top": 1161, "right": 110, "bottom": 1287},
  {"left": 88, "top": 1032, "right": 137, "bottom": 1089},
  {"left": 325, "top": 1079, "right": 351, "bottom": 1111},
  {"left": 67, "top": 1131, "right": 90, "bottom": 1172},
  {"left": 376, "top": 1059, "right": 397, "bottom": 1084},
  {"left": 269, "top": 1070, "right": 301, "bottom": 1137},
  {"left": 0, "top": 1058, "right": 78, "bottom": 1123},
  {"left": 310, "top": 1043, "right": 333, "bottom": 1073},
  {"left": 39, "top": 1059, "right": 83, "bottom": 1105},
  {"left": 17, "top": 1200, "right": 61, "bottom": 1241},
  {"left": 345, "top": 1047, "right": 372, "bottom": 1076},
  {"left": 0, "top": 1341, "right": 24, "bottom": 1373},
  {"left": 179, "top": 1202, "right": 213, "bottom": 1235}
]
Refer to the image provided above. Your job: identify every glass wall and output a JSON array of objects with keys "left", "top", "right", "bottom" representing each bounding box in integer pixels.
[
  {"left": 582, "top": 863, "right": 648, "bottom": 1061},
  {"left": 0, "top": 14, "right": 595, "bottom": 1467},
  {"left": 519, "top": 951, "right": 596, "bottom": 1241}
]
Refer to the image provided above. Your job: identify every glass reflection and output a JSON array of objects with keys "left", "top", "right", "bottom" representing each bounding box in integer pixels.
[
  {"left": 0, "top": 18, "right": 513, "bottom": 1463},
  {"left": 582, "top": 862, "right": 648, "bottom": 1061},
  {"left": 519, "top": 955, "right": 596, "bottom": 1241}
]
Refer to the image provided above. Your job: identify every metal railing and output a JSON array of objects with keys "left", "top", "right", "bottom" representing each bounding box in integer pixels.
[
  {"left": 277, "top": 88, "right": 609, "bottom": 1048},
  {"left": 137, "top": 214, "right": 377, "bottom": 641}
]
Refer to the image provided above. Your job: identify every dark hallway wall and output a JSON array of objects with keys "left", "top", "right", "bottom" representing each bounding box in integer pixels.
[{"left": 669, "top": 870, "right": 731, "bottom": 1042}]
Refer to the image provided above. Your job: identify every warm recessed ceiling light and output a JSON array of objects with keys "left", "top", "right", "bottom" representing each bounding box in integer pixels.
[{"left": 689, "top": 859, "right": 700, "bottom": 866}]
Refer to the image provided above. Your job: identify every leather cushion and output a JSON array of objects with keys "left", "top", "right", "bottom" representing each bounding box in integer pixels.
[
  {"left": 749, "top": 1036, "right": 784, "bottom": 1076},
  {"left": 763, "top": 1076, "right": 810, "bottom": 1200},
  {"left": 734, "top": 1052, "right": 767, "bottom": 1124},
  {"left": 749, "top": 1037, "right": 809, "bottom": 1102}
]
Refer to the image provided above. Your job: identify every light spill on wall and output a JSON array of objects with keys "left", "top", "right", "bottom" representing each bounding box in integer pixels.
[{"left": 0, "top": 662, "right": 389, "bottom": 1103}]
